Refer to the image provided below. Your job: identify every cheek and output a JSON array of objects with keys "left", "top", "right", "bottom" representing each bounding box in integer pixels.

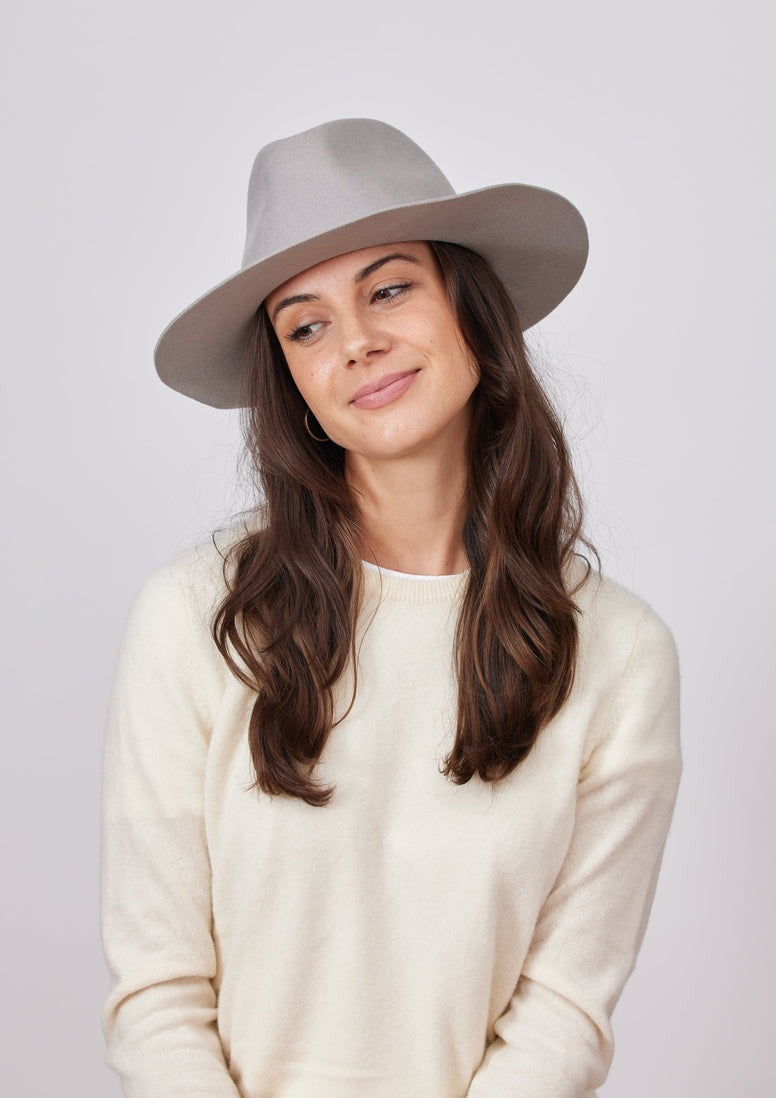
[
  {"left": 283, "top": 353, "right": 319, "bottom": 400},
  {"left": 285, "top": 357, "right": 340, "bottom": 423},
  {"left": 448, "top": 336, "right": 480, "bottom": 394},
  {"left": 281, "top": 348, "right": 305, "bottom": 387}
]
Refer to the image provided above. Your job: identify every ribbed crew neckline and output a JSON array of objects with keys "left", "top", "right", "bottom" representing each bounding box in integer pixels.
[{"left": 360, "top": 561, "right": 469, "bottom": 604}]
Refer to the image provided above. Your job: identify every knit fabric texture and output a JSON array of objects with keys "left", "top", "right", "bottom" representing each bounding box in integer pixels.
[{"left": 101, "top": 536, "right": 681, "bottom": 1097}]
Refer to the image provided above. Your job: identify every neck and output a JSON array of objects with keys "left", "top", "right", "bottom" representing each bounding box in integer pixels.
[{"left": 346, "top": 449, "right": 469, "bottom": 576}]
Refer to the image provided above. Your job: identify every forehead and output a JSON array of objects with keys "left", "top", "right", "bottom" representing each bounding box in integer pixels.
[{"left": 265, "top": 240, "right": 431, "bottom": 307}]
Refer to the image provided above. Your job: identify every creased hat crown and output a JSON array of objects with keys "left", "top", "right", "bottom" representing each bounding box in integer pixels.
[{"left": 241, "top": 119, "right": 455, "bottom": 267}]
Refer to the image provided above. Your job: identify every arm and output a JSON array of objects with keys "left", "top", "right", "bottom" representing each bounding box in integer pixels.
[
  {"left": 467, "top": 604, "right": 682, "bottom": 1097},
  {"left": 101, "top": 565, "right": 242, "bottom": 1098}
]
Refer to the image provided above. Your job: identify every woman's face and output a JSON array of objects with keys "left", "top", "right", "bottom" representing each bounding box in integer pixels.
[{"left": 265, "top": 241, "right": 479, "bottom": 467}]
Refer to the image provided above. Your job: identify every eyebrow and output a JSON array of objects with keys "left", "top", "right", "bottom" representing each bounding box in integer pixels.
[
  {"left": 270, "top": 252, "right": 422, "bottom": 324},
  {"left": 354, "top": 251, "right": 421, "bottom": 284}
]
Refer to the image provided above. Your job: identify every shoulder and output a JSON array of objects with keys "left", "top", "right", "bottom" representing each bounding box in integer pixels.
[
  {"left": 124, "top": 520, "right": 255, "bottom": 647},
  {"left": 560, "top": 558, "right": 681, "bottom": 785},
  {"left": 113, "top": 522, "right": 259, "bottom": 713},
  {"left": 568, "top": 555, "right": 680, "bottom": 696}
]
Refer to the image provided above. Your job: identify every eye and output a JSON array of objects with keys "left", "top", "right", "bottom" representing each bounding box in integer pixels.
[
  {"left": 287, "top": 320, "right": 323, "bottom": 344},
  {"left": 371, "top": 282, "right": 412, "bottom": 303}
]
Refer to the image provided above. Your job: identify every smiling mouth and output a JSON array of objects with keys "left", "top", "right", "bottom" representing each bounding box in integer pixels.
[{"left": 350, "top": 370, "right": 420, "bottom": 409}]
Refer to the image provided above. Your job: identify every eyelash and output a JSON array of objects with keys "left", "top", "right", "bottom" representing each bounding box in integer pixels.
[
  {"left": 371, "top": 281, "right": 411, "bottom": 303},
  {"left": 287, "top": 322, "right": 321, "bottom": 344},
  {"left": 286, "top": 282, "right": 412, "bottom": 343}
]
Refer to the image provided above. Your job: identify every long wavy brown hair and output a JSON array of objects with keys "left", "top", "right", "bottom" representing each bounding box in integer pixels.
[{"left": 213, "top": 240, "right": 594, "bottom": 805}]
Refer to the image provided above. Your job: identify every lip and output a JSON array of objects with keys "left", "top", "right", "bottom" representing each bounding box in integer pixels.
[{"left": 350, "top": 369, "right": 420, "bottom": 409}]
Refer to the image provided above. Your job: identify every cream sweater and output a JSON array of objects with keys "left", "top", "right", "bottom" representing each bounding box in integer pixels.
[{"left": 101, "top": 538, "right": 681, "bottom": 1098}]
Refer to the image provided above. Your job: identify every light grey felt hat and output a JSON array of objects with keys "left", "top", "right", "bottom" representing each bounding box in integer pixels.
[{"left": 154, "top": 118, "right": 589, "bottom": 409}]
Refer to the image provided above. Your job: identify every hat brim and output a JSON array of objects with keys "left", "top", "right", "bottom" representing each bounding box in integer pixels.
[{"left": 154, "top": 183, "right": 588, "bottom": 409}]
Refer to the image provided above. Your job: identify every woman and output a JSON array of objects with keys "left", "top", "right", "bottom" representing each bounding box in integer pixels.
[{"left": 101, "top": 119, "right": 681, "bottom": 1098}]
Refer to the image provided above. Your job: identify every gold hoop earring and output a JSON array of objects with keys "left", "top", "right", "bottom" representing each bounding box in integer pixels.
[{"left": 304, "top": 408, "right": 329, "bottom": 443}]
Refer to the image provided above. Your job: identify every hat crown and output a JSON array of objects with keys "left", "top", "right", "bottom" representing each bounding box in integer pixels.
[{"left": 241, "top": 119, "right": 455, "bottom": 268}]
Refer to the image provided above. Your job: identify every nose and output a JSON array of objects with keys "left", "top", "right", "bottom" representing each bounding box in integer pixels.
[{"left": 340, "top": 309, "right": 391, "bottom": 367}]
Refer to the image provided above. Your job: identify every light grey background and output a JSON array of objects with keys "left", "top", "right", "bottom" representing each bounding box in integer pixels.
[{"left": 2, "top": 1, "right": 773, "bottom": 1094}]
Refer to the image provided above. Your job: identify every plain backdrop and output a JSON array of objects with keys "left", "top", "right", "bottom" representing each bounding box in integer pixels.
[{"left": 1, "top": 1, "right": 773, "bottom": 1094}]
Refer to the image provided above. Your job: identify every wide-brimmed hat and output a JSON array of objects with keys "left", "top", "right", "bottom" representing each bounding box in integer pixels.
[{"left": 154, "top": 118, "right": 588, "bottom": 409}]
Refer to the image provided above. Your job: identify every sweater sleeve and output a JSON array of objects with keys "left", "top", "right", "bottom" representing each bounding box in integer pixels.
[
  {"left": 466, "top": 604, "right": 682, "bottom": 1098},
  {"left": 101, "top": 566, "right": 242, "bottom": 1098}
]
